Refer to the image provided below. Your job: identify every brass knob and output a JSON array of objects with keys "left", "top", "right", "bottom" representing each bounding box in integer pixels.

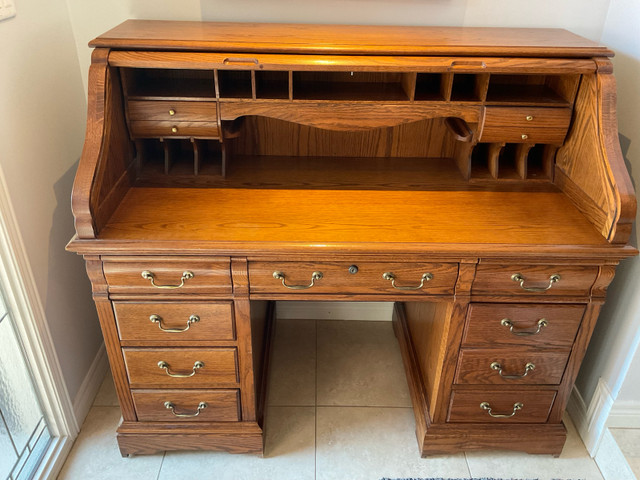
[
  {"left": 171, "top": 126, "right": 178, "bottom": 133},
  {"left": 525, "top": 115, "right": 533, "bottom": 121},
  {"left": 521, "top": 134, "right": 529, "bottom": 140},
  {"left": 169, "top": 109, "right": 176, "bottom": 116}
]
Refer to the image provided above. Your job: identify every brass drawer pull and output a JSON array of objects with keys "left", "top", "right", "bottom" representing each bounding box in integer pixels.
[
  {"left": 272, "top": 271, "right": 323, "bottom": 290},
  {"left": 501, "top": 318, "right": 548, "bottom": 336},
  {"left": 150, "top": 314, "right": 200, "bottom": 333},
  {"left": 157, "top": 360, "right": 204, "bottom": 378},
  {"left": 480, "top": 401, "right": 523, "bottom": 418},
  {"left": 490, "top": 361, "right": 535, "bottom": 379},
  {"left": 141, "top": 270, "right": 194, "bottom": 289},
  {"left": 511, "top": 273, "right": 560, "bottom": 292},
  {"left": 164, "top": 401, "right": 207, "bottom": 418},
  {"left": 383, "top": 272, "right": 433, "bottom": 290}
]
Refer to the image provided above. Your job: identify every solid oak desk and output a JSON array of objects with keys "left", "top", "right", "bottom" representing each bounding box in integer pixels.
[{"left": 68, "top": 20, "right": 637, "bottom": 457}]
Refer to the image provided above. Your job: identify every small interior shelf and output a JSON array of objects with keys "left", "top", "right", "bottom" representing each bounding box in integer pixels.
[
  {"left": 292, "top": 71, "right": 411, "bottom": 101},
  {"left": 255, "top": 71, "right": 290, "bottom": 99},
  {"left": 486, "top": 74, "right": 579, "bottom": 105},
  {"left": 122, "top": 68, "right": 215, "bottom": 100},
  {"left": 217, "top": 70, "right": 253, "bottom": 98}
]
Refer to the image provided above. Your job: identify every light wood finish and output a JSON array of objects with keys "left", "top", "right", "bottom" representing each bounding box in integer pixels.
[
  {"left": 68, "top": 21, "right": 637, "bottom": 457},
  {"left": 132, "top": 389, "right": 240, "bottom": 422},
  {"left": 114, "top": 301, "right": 235, "bottom": 342}
]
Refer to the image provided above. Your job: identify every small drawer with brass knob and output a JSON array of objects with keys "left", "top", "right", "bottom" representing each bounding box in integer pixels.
[
  {"left": 129, "top": 120, "right": 220, "bottom": 139},
  {"left": 128, "top": 100, "right": 217, "bottom": 121},
  {"left": 480, "top": 106, "right": 572, "bottom": 145}
]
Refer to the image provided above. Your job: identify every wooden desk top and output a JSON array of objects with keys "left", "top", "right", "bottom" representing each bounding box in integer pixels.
[{"left": 90, "top": 20, "right": 613, "bottom": 58}]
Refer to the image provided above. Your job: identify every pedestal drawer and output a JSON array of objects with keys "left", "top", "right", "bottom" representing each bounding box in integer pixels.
[
  {"left": 462, "top": 303, "right": 585, "bottom": 348},
  {"left": 454, "top": 348, "right": 570, "bottom": 385},
  {"left": 114, "top": 302, "right": 235, "bottom": 342},
  {"left": 132, "top": 389, "right": 240, "bottom": 422},
  {"left": 103, "top": 257, "right": 231, "bottom": 295},
  {"left": 448, "top": 390, "right": 556, "bottom": 423},
  {"left": 123, "top": 348, "right": 238, "bottom": 388},
  {"left": 249, "top": 261, "right": 458, "bottom": 295},
  {"left": 472, "top": 264, "right": 598, "bottom": 296}
]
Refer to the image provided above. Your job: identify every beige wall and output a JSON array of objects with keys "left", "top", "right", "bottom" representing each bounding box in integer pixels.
[{"left": 0, "top": 0, "right": 103, "bottom": 401}]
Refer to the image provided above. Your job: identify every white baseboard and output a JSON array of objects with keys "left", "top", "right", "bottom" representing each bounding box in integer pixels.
[
  {"left": 567, "top": 378, "right": 614, "bottom": 456},
  {"left": 593, "top": 428, "right": 637, "bottom": 480},
  {"left": 607, "top": 400, "right": 640, "bottom": 428},
  {"left": 72, "top": 342, "right": 109, "bottom": 426},
  {"left": 276, "top": 301, "right": 394, "bottom": 321}
]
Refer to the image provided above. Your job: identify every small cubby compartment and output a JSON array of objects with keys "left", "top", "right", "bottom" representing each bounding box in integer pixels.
[
  {"left": 470, "top": 143, "right": 492, "bottom": 179},
  {"left": 496, "top": 143, "right": 520, "bottom": 179},
  {"left": 526, "top": 144, "right": 556, "bottom": 180},
  {"left": 134, "top": 138, "right": 223, "bottom": 178},
  {"left": 255, "top": 71, "right": 290, "bottom": 99},
  {"left": 450, "top": 74, "right": 488, "bottom": 102},
  {"left": 469, "top": 142, "right": 556, "bottom": 181},
  {"left": 122, "top": 68, "right": 215, "bottom": 99},
  {"left": 415, "top": 73, "right": 448, "bottom": 101},
  {"left": 292, "top": 71, "right": 412, "bottom": 101},
  {"left": 486, "top": 74, "right": 580, "bottom": 106},
  {"left": 217, "top": 70, "right": 253, "bottom": 99}
]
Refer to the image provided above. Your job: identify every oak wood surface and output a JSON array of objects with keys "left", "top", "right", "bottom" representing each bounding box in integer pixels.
[
  {"left": 132, "top": 389, "right": 240, "bottom": 422},
  {"left": 448, "top": 389, "right": 556, "bottom": 423}
]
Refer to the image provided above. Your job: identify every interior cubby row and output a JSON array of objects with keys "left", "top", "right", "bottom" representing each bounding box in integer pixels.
[
  {"left": 470, "top": 142, "right": 556, "bottom": 181},
  {"left": 121, "top": 68, "right": 580, "bottom": 106},
  {"left": 134, "top": 138, "right": 224, "bottom": 177}
]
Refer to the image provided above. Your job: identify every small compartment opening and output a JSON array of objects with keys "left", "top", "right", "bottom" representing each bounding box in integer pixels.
[
  {"left": 255, "top": 71, "right": 290, "bottom": 99},
  {"left": 498, "top": 143, "right": 520, "bottom": 179},
  {"left": 218, "top": 70, "right": 253, "bottom": 98},
  {"left": 122, "top": 68, "right": 215, "bottom": 99},
  {"left": 292, "top": 71, "right": 410, "bottom": 101},
  {"left": 451, "top": 74, "right": 483, "bottom": 102},
  {"left": 487, "top": 74, "right": 578, "bottom": 105},
  {"left": 526, "top": 144, "right": 553, "bottom": 180},
  {"left": 415, "top": 73, "right": 445, "bottom": 101},
  {"left": 470, "top": 143, "right": 491, "bottom": 179}
]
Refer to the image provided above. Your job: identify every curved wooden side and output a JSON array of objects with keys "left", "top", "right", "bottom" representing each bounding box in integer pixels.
[{"left": 555, "top": 59, "right": 636, "bottom": 244}]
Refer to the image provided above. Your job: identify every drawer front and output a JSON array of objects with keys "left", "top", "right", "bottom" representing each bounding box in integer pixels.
[
  {"left": 472, "top": 264, "right": 598, "bottom": 296},
  {"left": 128, "top": 100, "right": 217, "bottom": 121},
  {"left": 132, "top": 389, "right": 240, "bottom": 422},
  {"left": 114, "top": 302, "right": 235, "bottom": 342},
  {"left": 448, "top": 390, "right": 556, "bottom": 423},
  {"left": 103, "top": 258, "right": 231, "bottom": 295},
  {"left": 480, "top": 107, "right": 571, "bottom": 144},
  {"left": 463, "top": 303, "right": 585, "bottom": 348},
  {"left": 130, "top": 120, "right": 220, "bottom": 138},
  {"left": 123, "top": 348, "right": 238, "bottom": 388},
  {"left": 455, "top": 348, "right": 570, "bottom": 385},
  {"left": 248, "top": 261, "right": 458, "bottom": 295}
]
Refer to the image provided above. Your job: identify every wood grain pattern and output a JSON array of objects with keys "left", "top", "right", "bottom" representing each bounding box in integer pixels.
[
  {"left": 132, "top": 389, "right": 240, "bottom": 422},
  {"left": 448, "top": 389, "right": 556, "bottom": 423}
]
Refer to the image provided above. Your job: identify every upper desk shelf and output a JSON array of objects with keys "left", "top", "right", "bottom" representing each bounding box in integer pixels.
[{"left": 69, "top": 21, "right": 636, "bottom": 255}]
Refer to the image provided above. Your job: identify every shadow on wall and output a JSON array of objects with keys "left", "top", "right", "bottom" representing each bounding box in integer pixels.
[{"left": 46, "top": 159, "right": 102, "bottom": 399}]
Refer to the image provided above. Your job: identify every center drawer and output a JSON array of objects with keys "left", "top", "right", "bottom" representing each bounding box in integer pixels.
[
  {"left": 248, "top": 261, "right": 458, "bottom": 295},
  {"left": 123, "top": 348, "right": 239, "bottom": 388}
]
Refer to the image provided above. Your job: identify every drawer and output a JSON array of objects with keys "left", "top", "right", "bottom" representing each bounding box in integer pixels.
[
  {"left": 448, "top": 390, "right": 556, "bottom": 423},
  {"left": 248, "top": 261, "right": 458, "bottom": 295},
  {"left": 132, "top": 389, "right": 240, "bottom": 422},
  {"left": 128, "top": 100, "right": 217, "bottom": 122},
  {"left": 129, "top": 120, "right": 220, "bottom": 139},
  {"left": 480, "top": 106, "right": 571, "bottom": 144},
  {"left": 454, "top": 348, "right": 570, "bottom": 385},
  {"left": 114, "top": 302, "right": 235, "bottom": 342},
  {"left": 472, "top": 264, "right": 598, "bottom": 296},
  {"left": 123, "top": 348, "right": 238, "bottom": 388},
  {"left": 103, "top": 258, "right": 231, "bottom": 295},
  {"left": 462, "top": 303, "right": 585, "bottom": 348}
]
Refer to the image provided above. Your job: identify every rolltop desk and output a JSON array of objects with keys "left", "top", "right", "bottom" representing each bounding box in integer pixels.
[{"left": 67, "top": 21, "right": 637, "bottom": 457}]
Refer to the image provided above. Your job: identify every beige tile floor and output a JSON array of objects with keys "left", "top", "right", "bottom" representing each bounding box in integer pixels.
[
  {"left": 58, "top": 319, "right": 632, "bottom": 480},
  {"left": 610, "top": 428, "right": 640, "bottom": 478}
]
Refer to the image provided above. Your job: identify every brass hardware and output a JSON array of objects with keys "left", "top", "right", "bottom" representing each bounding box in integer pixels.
[
  {"left": 490, "top": 361, "right": 536, "bottom": 379},
  {"left": 171, "top": 126, "right": 178, "bottom": 133},
  {"left": 526, "top": 115, "right": 533, "bottom": 121},
  {"left": 501, "top": 318, "right": 548, "bottom": 336},
  {"left": 382, "top": 272, "right": 433, "bottom": 290},
  {"left": 348, "top": 265, "right": 359, "bottom": 275},
  {"left": 157, "top": 360, "right": 204, "bottom": 378},
  {"left": 480, "top": 401, "right": 523, "bottom": 418},
  {"left": 521, "top": 134, "right": 529, "bottom": 140},
  {"left": 150, "top": 314, "right": 200, "bottom": 333},
  {"left": 511, "top": 273, "right": 561, "bottom": 292},
  {"left": 272, "top": 271, "right": 323, "bottom": 290},
  {"left": 168, "top": 109, "right": 176, "bottom": 116},
  {"left": 141, "top": 270, "right": 194, "bottom": 289},
  {"left": 164, "top": 401, "right": 207, "bottom": 418}
]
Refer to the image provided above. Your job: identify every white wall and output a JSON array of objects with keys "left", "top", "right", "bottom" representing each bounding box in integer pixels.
[{"left": 0, "top": 0, "right": 103, "bottom": 402}]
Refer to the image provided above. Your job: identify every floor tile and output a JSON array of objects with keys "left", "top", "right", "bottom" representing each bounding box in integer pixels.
[
  {"left": 157, "top": 406, "right": 315, "bottom": 480},
  {"left": 609, "top": 427, "right": 640, "bottom": 478},
  {"left": 93, "top": 372, "right": 119, "bottom": 407},
  {"left": 57, "top": 406, "right": 163, "bottom": 480},
  {"left": 465, "top": 415, "right": 605, "bottom": 480},
  {"left": 316, "top": 320, "right": 411, "bottom": 407},
  {"left": 594, "top": 428, "right": 637, "bottom": 480},
  {"left": 316, "top": 406, "right": 470, "bottom": 480},
  {"left": 267, "top": 319, "right": 316, "bottom": 406}
]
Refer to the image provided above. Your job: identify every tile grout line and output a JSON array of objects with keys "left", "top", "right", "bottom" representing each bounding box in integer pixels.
[
  {"left": 155, "top": 451, "right": 166, "bottom": 480},
  {"left": 463, "top": 451, "right": 473, "bottom": 478}
]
